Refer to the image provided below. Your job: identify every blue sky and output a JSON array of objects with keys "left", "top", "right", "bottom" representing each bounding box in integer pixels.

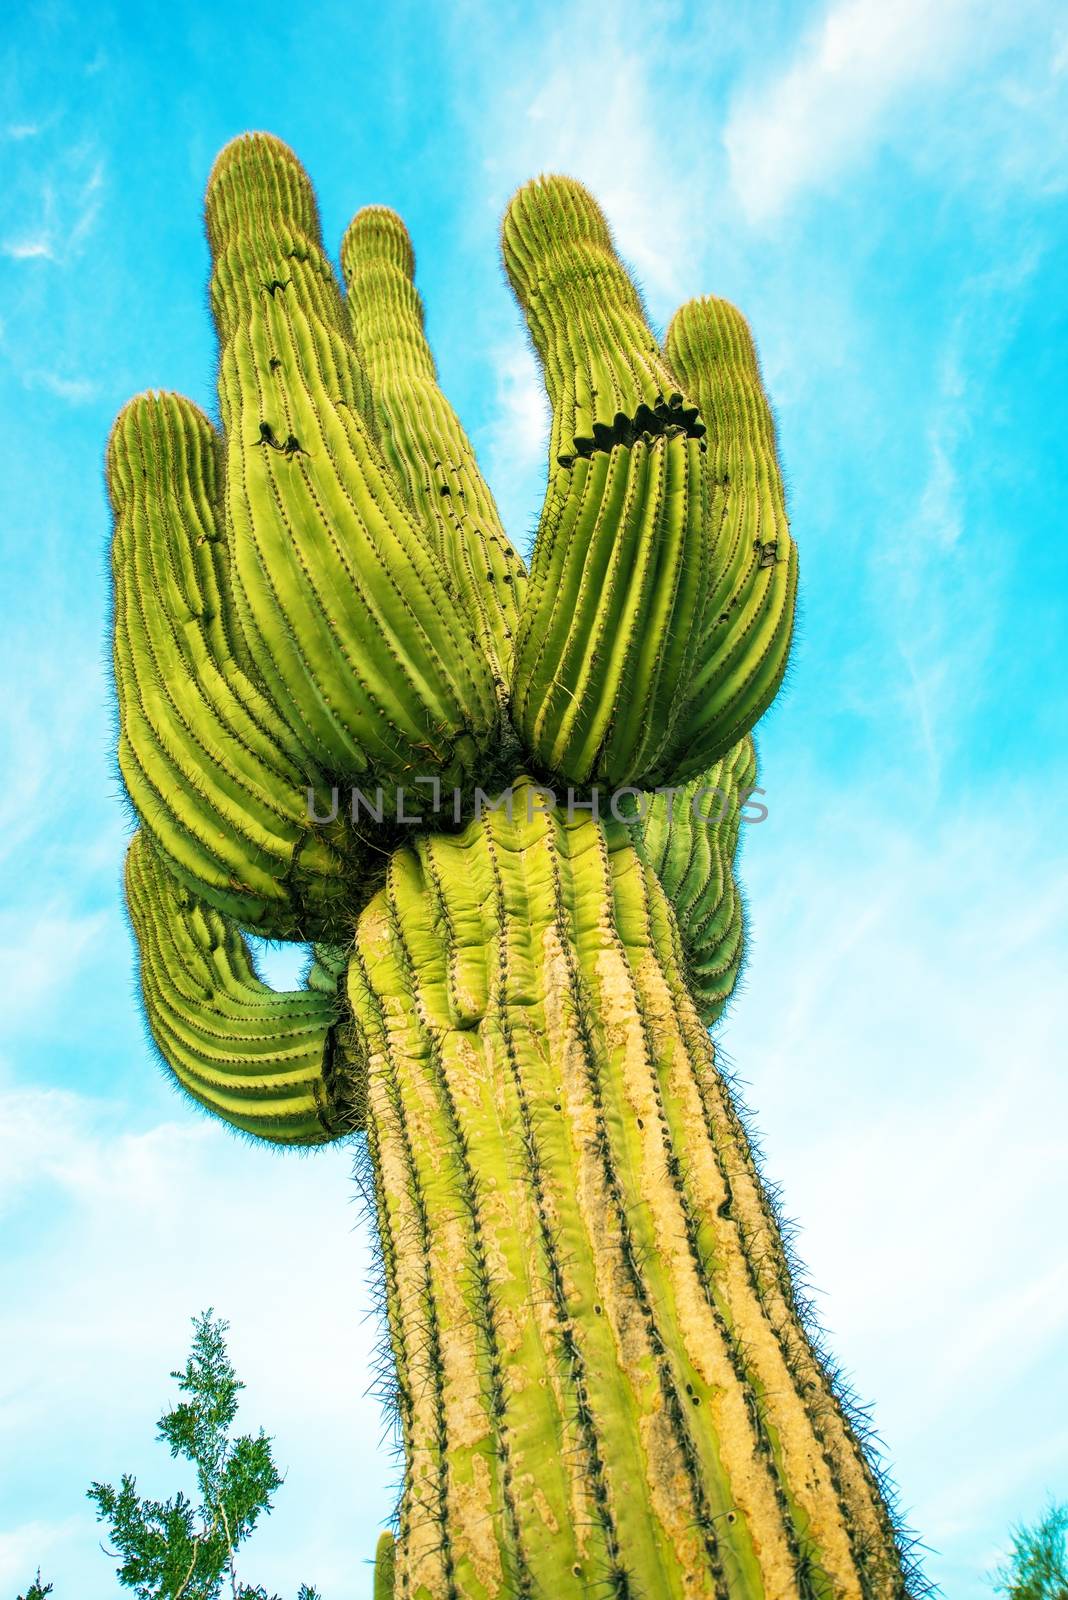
[{"left": 1, "top": 1, "right": 1066, "bottom": 1595}]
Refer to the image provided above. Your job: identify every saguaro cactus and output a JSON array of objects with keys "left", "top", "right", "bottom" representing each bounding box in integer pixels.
[{"left": 111, "top": 134, "right": 918, "bottom": 1598}]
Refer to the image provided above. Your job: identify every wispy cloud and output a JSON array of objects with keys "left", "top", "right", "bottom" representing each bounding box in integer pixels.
[
  {"left": 0, "top": 1093, "right": 389, "bottom": 1600},
  {"left": 0, "top": 1517, "right": 84, "bottom": 1597},
  {"left": 722, "top": 779, "right": 1068, "bottom": 1589},
  {"left": 477, "top": 336, "right": 548, "bottom": 557},
  {"left": 870, "top": 245, "right": 1041, "bottom": 784},
  {"left": 4, "top": 107, "right": 61, "bottom": 144},
  {"left": 723, "top": 0, "right": 1056, "bottom": 223},
  {"left": 0, "top": 649, "right": 110, "bottom": 862},
  {"left": 24, "top": 369, "right": 99, "bottom": 403},
  {"left": 2, "top": 156, "right": 106, "bottom": 267},
  {"left": 462, "top": 8, "right": 704, "bottom": 311},
  {"left": 67, "top": 159, "right": 104, "bottom": 250},
  {"left": 2, "top": 237, "right": 55, "bottom": 262},
  {"left": 0, "top": 906, "right": 109, "bottom": 1033},
  {"left": 512, "top": 40, "right": 697, "bottom": 305},
  {"left": 456, "top": 5, "right": 715, "bottom": 539}
]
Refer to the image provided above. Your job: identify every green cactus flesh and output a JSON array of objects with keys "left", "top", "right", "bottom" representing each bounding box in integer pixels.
[
  {"left": 629, "top": 738, "right": 757, "bottom": 1027},
  {"left": 111, "top": 133, "right": 915, "bottom": 1597}
]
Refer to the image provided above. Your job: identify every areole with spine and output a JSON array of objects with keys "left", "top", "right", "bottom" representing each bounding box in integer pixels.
[{"left": 110, "top": 132, "right": 922, "bottom": 1599}]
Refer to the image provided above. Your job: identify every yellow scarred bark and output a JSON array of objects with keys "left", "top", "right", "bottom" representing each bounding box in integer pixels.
[{"left": 348, "top": 787, "right": 905, "bottom": 1600}]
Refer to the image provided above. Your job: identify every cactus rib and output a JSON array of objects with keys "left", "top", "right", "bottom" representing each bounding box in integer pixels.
[{"left": 108, "top": 389, "right": 355, "bottom": 939}]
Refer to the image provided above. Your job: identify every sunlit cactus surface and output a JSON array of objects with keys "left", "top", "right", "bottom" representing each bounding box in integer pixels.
[{"left": 110, "top": 132, "right": 919, "bottom": 1600}]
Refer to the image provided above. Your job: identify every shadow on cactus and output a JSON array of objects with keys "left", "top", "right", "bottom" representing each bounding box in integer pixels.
[{"left": 111, "top": 132, "right": 924, "bottom": 1598}]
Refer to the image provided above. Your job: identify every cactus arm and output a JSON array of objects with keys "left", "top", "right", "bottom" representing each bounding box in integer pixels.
[
  {"left": 500, "top": 179, "right": 702, "bottom": 467},
  {"left": 206, "top": 134, "right": 499, "bottom": 791},
  {"left": 503, "top": 177, "right": 711, "bottom": 789},
  {"left": 340, "top": 207, "right": 527, "bottom": 684},
  {"left": 347, "top": 790, "right": 904, "bottom": 1598},
  {"left": 373, "top": 1531, "right": 396, "bottom": 1600},
  {"left": 108, "top": 390, "right": 354, "bottom": 940},
  {"left": 125, "top": 833, "right": 359, "bottom": 1143},
  {"left": 634, "top": 737, "right": 757, "bottom": 1025},
  {"left": 664, "top": 299, "right": 798, "bottom": 765}
]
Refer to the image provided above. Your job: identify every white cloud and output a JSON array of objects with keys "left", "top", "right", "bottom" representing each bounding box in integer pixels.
[
  {"left": 0, "top": 648, "right": 111, "bottom": 861},
  {"left": 0, "top": 908, "right": 109, "bottom": 1035},
  {"left": 0, "top": 1091, "right": 389, "bottom": 1599},
  {"left": 720, "top": 779, "right": 1068, "bottom": 1589},
  {"left": 2, "top": 156, "right": 106, "bottom": 268},
  {"left": 462, "top": 8, "right": 704, "bottom": 312},
  {"left": 0, "top": 1517, "right": 84, "bottom": 1597},
  {"left": 457, "top": 7, "right": 714, "bottom": 540},
  {"left": 865, "top": 244, "right": 1041, "bottom": 785},
  {"left": 0, "top": 711, "right": 51, "bottom": 858},
  {"left": 25, "top": 369, "right": 98, "bottom": 403},
  {"left": 723, "top": 0, "right": 1055, "bottom": 222},
  {"left": 476, "top": 336, "right": 548, "bottom": 556},
  {"left": 2, "top": 237, "right": 55, "bottom": 262},
  {"left": 511, "top": 39, "right": 697, "bottom": 305},
  {"left": 68, "top": 160, "right": 104, "bottom": 251}
]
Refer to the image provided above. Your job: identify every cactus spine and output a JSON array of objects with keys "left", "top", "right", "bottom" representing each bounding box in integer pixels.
[{"left": 110, "top": 133, "right": 917, "bottom": 1597}]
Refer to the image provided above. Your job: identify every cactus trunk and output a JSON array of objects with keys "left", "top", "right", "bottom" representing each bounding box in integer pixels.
[{"left": 349, "top": 792, "right": 901, "bottom": 1600}]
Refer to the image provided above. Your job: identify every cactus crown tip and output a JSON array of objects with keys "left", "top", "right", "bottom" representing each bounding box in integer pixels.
[
  {"left": 341, "top": 205, "right": 416, "bottom": 282},
  {"left": 204, "top": 129, "right": 320, "bottom": 255},
  {"left": 106, "top": 390, "right": 208, "bottom": 499},
  {"left": 503, "top": 172, "right": 610, "bottom": 239},
  {"left": 106, "top": 389, "right": 164, "bottom": 487},
  {"left": 501, "top": 174, "right": 617, "bottom": 305},
  {"left": 666, "top": 295, "right": 755, "bottom": 361}
]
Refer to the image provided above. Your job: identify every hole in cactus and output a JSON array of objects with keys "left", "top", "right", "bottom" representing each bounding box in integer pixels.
[{"left": 245, "top": 935, "right": 312, "bottom": 991}]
